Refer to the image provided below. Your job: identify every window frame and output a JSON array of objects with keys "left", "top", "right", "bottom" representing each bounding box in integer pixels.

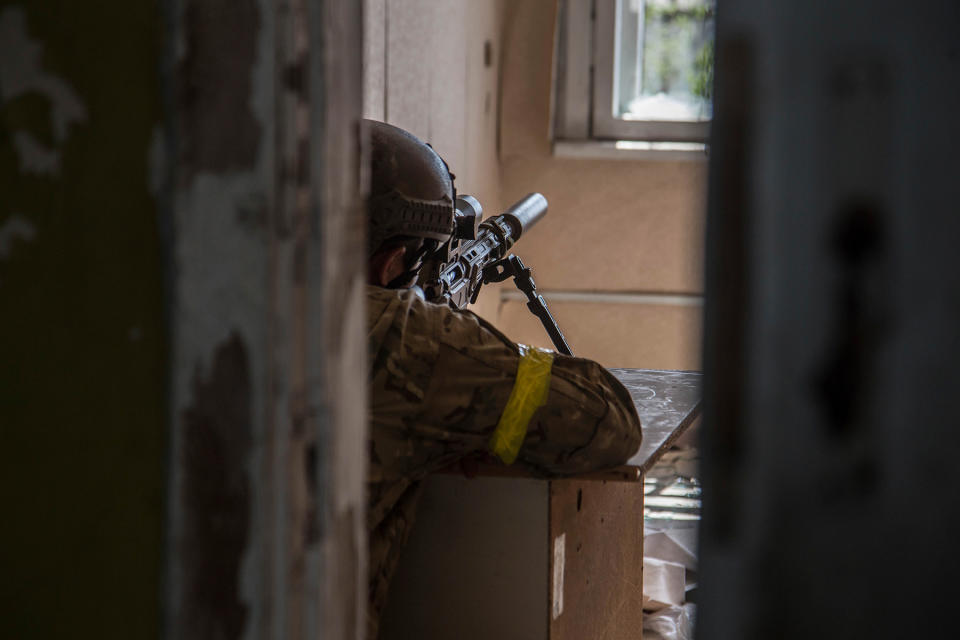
[{"left": 554, "top": 0, "right": 712, "bottom": 144}]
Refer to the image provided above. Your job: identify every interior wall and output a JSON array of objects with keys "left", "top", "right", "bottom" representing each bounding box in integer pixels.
[
  {"left": 497, "top": 0, "right": 707, "bottom": 370},
  {"left": 363, "top": 0, "right": 505, "bottom": 320},
  {"left": 363, "top": 0, "right": 706, "bottom": 370}
]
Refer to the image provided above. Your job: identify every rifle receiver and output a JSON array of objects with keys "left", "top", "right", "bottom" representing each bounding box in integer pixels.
[{"left": 422, "top": 192, "right": 549, "bottom": 308}]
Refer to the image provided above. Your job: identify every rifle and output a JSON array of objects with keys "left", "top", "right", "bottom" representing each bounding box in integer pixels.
[{"left": 417, "top": 193, "right": 573, "bottom": 356}]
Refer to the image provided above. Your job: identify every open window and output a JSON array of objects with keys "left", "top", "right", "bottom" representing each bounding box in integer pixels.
[{"left": 555, "top": 0, "right": 715, "bottom": 153}]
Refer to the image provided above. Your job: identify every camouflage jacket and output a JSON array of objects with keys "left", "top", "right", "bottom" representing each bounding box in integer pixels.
[{"left": 367, "top": 284, "right": 642, "bottom": 531}]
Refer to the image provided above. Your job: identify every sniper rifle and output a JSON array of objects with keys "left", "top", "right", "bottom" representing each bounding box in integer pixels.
[{"left": 417, "top": 192, "right": 573, "bottom": 356}]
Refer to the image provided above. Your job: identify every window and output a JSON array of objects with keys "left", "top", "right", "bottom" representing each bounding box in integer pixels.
[{"left": 555, "top": 0, "right": 715, "bottom": 147}]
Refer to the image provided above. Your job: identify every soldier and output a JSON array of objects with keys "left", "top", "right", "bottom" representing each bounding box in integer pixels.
[{"left": 364, "top": 119, "right": 642, "bottom": 637}]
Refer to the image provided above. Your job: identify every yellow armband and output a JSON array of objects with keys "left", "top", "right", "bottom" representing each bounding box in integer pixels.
[{"left": 489, "top": 344, "right": 555, "bottom": 465}]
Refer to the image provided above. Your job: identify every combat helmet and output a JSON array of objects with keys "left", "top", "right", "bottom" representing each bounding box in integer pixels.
[{"left": 366, "top": 119, "right": 456, "bottom": 256}]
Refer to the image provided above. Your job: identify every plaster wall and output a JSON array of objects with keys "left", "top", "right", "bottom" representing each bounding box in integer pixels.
[
  {"left": 363, "top": 0, "right": 706, "bottom": 370},
  {"left": 362, "top": 0, "right": 505, "bottom": 320},
  {"left": 498, "top": 0, "right": 706, "bottom": 370}
]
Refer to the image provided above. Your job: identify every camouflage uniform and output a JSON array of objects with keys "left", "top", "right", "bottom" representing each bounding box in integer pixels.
[{"left": 366, "top": 284, "right": 642, "bottom": 636}]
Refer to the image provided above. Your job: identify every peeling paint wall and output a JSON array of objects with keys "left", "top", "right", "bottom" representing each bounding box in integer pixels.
[
  {"left": 310, "top": 1, "right": 368, "bottom": 636},
  {"left": 0, "top": 3, "right": 165, "bottom": 636},
  {"left": 165, "top": 0, "right": 367, "bottom": 638},
  {"left": 164, "top": 0, "right": 274, "bottom": 636},
  {"left": 177, "top": 0, "right": 262, "bottom": 177},
  {"left": 1, "top": 0, "right": 365, "bottom": 636},
  {"left": 180, "top": 333, "right": 252, "bottom": 639}
]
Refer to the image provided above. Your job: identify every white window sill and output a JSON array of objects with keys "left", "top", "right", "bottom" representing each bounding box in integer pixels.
[{"left": 553, "top": 140, "right": 709, "bottom": 162}]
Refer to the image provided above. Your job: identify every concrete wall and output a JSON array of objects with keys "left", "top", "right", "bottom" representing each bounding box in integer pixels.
[
  {"left": 1, "top": 1, "right": 367, "bottom": 637},
  {"left": 165, "top": 1, "right": 368, "bottom": 638},
  {"left": 497, "top": 0, "right": 707, "bottom": 370}
]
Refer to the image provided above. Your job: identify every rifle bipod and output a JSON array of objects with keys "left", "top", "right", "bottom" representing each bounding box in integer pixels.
[{"left": 482, "top": 254, "right": 573, "bottom": 357}]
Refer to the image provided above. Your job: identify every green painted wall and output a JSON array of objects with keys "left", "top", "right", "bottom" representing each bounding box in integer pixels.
[{"left": 0, "top": 1, "right": 166, "bottom": 635}]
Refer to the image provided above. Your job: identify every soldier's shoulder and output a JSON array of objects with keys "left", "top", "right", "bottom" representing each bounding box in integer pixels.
[
  {"left": 367, "top": 284, "right": 455, "bottom": 314},
  {"left": 367, "top": 283, "right": 392, "bottom": 317},
  {"left": 367, "top": 283, "right": 403, "bottom": 303},
  {"left": 367, "top": 285, "right": 448, "bottom": 333}
]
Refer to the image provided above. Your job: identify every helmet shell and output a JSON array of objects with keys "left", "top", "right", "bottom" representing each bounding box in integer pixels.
[{"left": 366, "top": 120, "right": 456, "bottom": 254}]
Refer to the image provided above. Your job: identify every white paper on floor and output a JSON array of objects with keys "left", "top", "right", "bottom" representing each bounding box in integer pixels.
[
  {"left": 643, "top": 527, "right": 698, "bottom": 611},
  {"left": 644, "top": 528, "right": 697, "bottom": 572},
  {"left": 643, "top": 603, "right": 696, "bottom": 640},
  {"left": 642, "top": 557, "right": 686, "bottom": 610}
]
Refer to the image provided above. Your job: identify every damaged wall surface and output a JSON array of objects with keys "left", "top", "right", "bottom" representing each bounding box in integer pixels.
[
  {"left": 165, "top": 0, "right": 366, "bottom": 638},
  {"left": 1, "top": 1, "right": 366, "bottom": 638}
]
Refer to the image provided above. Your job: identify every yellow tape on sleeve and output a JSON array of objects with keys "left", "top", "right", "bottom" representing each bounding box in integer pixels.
[{"left": 489, "top": 344, "right": 555, "bottom": 465}]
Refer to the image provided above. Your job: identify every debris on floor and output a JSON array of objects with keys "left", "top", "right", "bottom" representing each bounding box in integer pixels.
[
  {"left": 643, "top": 445, "right": 700, "bottom": 640},
  {"left": 643, "top": 602, "right": 696, "bottom": 640}
]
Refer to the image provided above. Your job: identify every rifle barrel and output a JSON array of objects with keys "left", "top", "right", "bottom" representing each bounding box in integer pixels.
[{"left": 501, "top": 193, "right": 548, "bottom": 239}]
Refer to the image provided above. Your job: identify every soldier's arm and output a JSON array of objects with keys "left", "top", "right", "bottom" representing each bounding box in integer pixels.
[{"left": 369, "top": 287, "right": 642, "bottom": 478}]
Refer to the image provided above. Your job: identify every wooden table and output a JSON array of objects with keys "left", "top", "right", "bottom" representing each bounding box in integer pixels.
[{"left": 380, "top": 369, "right": 701, "bottom": 640}]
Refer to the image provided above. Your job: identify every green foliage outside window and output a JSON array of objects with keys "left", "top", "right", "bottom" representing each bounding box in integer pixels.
[
  {"left": 691, "top": 41, "right": 714, "bottom": 101},
  {"left": 641, "top": 1, "right": 714, "bottom": 108}
]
